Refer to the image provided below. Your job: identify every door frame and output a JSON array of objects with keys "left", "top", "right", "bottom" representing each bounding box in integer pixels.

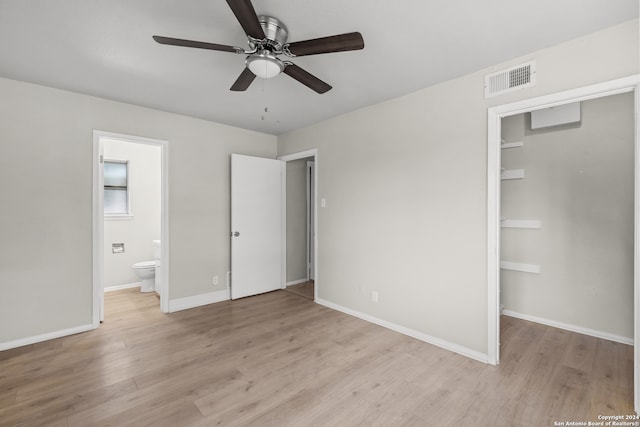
[
  {"left": 92, "top": 130, "right": 170, "bottom": 326},
  {"left": 279, "top": 149, "right": 319, "bottom": 301},
  {"left": 486, "top": 75, "right": 640, "bottom": 412},
  {"left": 306, "top": 160, "right": 315, "bottom": 281}
]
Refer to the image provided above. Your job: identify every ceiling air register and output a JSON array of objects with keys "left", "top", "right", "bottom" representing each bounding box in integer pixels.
[{"left": 484, "top": 61, "right": 536, "bottom": 98}]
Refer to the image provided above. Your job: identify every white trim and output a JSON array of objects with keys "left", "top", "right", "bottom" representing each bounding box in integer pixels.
[
  {"left": 93, "top": 130, "right": 170, "bottom": 329},
  {"left": 278, "top": 149, "right": 317, "bottom": 162},
  {"left": 487, "top": 101, "right": 502, "bottom": 366},
  {"left": 286, "top": 278, "right": 309, "bottom": 287},
  {"left": 486, "top": 75, "right": 640, "bottom": 406},
  {"left": 500, "top": 219, "right": 541, "bottom": 229},
  {"left": 306, "top": 160, "right": 311, "bottom": 281},
  {"left": 160, "top": 137, "right": 170, "bottom": 314},
  {"left": 635, "top": 74, "right": 640, "bottom": 415},
  {"left": 278, "top": 149, "right": 319, "bottom": 303},
  {"left": 104, "top": 282, "right": 141, "bottom": 292},
  {"left": 92, "top": 133, "right": 104, "bottom": 327},
  {"left": 316, "top": 298, "right": 489, "bottom": 364},
  {"left": 489, "top": 75, "right": 639, "bottom": 117},
  {"left": 306, "top": 160, "right": 315, "bottom": 281},
  {"left": 500, "top": 261, "right": 541, "bottom": 274},
  {"left": 502, "top": 310, "right": 633, "bottom": 346},
  {"left": 0, "top": 324, "right": 93, "bottom": 351},
  {"left": 104, "top": 214, "right": 134, "bottom": 221},
  {"left": 169, "top": 290, "right": 230, "bottom": 313},
  {"left": 281, "top": 159, "right": 287, "bottom": 290}
]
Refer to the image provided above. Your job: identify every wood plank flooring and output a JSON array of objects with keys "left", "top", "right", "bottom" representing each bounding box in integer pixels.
[
  {"left": 0, "top": 288, "right": 634, "bottom": 426},
  {"left": 282, "top": 280, "right": 314, "bottom": 300}
]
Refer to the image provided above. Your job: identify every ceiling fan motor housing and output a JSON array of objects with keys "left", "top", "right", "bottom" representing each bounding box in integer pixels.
[
  {"left": 257, "top": 15, "right": 288, "bottom": 49},
  {"left": 245, "top": 16, "right": 288, "bottom": 78}
]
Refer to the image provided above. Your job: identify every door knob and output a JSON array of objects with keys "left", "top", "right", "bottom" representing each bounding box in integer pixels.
[{"left": 232, "top": 231, "right": 240, "bottom": 237}]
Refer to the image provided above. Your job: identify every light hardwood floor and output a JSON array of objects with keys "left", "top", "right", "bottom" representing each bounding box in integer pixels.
[
  {"left": 283, "top": 280, "right": 314, "bottom": 300},
  {"left": 0, "top": 288, "right": 634, "bottom": 426}
]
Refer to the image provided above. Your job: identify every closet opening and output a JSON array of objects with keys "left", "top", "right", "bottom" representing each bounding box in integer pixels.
[
  {"left": 486, "top": 75, "right": 640, "bottom": 414},
  {"left": 499, "top": 93, "right": 633, "bottom": 344}
]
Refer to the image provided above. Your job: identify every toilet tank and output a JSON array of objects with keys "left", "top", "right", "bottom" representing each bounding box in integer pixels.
[{"left": 152, "top": 240, "right": 161, "bottom": 259}]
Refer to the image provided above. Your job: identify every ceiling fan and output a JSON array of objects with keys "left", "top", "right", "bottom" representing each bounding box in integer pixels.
[{"left": 152, "top": 0, "right": 364, "bottom": 94}]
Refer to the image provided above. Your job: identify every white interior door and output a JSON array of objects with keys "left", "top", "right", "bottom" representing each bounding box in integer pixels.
[{"left": 231, "top": 154, "right": 284, "bottom": 299}]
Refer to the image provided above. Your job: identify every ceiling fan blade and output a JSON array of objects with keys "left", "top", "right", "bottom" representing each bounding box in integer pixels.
[
  {"left": 230, "top": 67, "right": 256, "bottom": 91},
  {"left": 226, "top": 0, "right": 265, "bottom": 39},
  {"left": 283, "top": 64, "right": 332, "bottom": 94},
  {"left": 153, "top": 35, "right": 240, "bottom": 53},
  {"left": 286, "top": 32, "right": 364, "bottom": 57}
]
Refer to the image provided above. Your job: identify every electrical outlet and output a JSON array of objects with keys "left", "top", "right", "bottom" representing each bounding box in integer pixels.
[
  {"left": 213, "top": 275, "right": 219, "bottom": 286},
  {"left": 371, "top": 290, "right": 379, "bottom": 303}
]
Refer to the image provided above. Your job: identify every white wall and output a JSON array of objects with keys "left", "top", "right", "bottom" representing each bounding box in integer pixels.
[
  {"left": 277, "top": 20, "right": 639, "bottom": 357},
  {"left": 0, "top": 78, "right": 276, "bottom": 344},
  {"left": 1, "top": 19, "right": 637, "bottom": 353},
  {"left": 286, "top": 158, "right": 310, "bottom": 283},
  {"left": 500, "top": 93, "right": 634, "bottom": 340},
  {"left": 103, "top": 139, "right": 161, "bottom": 288}
]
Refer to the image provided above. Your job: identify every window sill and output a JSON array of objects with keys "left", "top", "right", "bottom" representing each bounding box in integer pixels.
[{"left": 105, "top": 214, "right": 133, "bottom": 221}]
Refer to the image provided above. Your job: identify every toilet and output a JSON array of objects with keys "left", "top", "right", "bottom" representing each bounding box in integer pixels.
[
  {"left": 132, "top": 261, "right": 156, "bottom": 292},
  {"left": 132, "top": 240, "right": 161, "bottom": 293}
]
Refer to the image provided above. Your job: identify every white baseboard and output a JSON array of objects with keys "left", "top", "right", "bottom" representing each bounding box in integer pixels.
[
  {"left": 286, "top": 278, "right": 309, "bottom": 287},
  {"left": 502, "top": 309, "right": 633, "bottom": 345},
  {"left": 315, "top": 298, "right": 490, "bottom": 364},
  {"left": 169, "top": 289, "right": 230, "bottom": 313},
  {"left": 0, "top": 324, "right": 94, "bottom": 352},
  {"left": 104, "top": 282, "right": 141, "bottom": 292}
]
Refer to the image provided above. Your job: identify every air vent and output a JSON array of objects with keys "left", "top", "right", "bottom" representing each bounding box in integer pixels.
[{"left": 484, "top": 61, "right": 536, "bottom": 98}]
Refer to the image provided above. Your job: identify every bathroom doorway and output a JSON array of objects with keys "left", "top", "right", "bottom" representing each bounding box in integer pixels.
[
  {"left": 280, "top": 149, "right": 318, "bottom": 301},
  {"left": 92, "top": 131, "right": 169, "bottom": 326},
  {"left": 486, "top": 75, "right": 640, "bottom": 412}
]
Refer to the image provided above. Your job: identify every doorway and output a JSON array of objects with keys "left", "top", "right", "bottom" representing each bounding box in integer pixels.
[
  {"left": 499, "top": 94, "right": 633, "bottom": 342},
  {"left": 279, "top": 149, "right": 319, "bottom": 301},
  {"left": 486, "top": 75, "right": 640, "bottom": 412},
  {"left": 92, "top": 131, "right": 170, "bottom": 326}
]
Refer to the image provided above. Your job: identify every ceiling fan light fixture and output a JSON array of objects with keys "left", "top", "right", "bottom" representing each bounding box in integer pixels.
[{"left": 246, "top": 51, "right": 284, "bottom": 79}]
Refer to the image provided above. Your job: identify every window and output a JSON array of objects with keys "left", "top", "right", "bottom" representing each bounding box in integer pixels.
[{"left": 104, "top": 160, "right": 130, "bottom": 217}]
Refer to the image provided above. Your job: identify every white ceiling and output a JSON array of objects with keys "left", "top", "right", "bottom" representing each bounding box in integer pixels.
[{"left": 0, "top": 1, "right": 637, "bottom": 135}]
